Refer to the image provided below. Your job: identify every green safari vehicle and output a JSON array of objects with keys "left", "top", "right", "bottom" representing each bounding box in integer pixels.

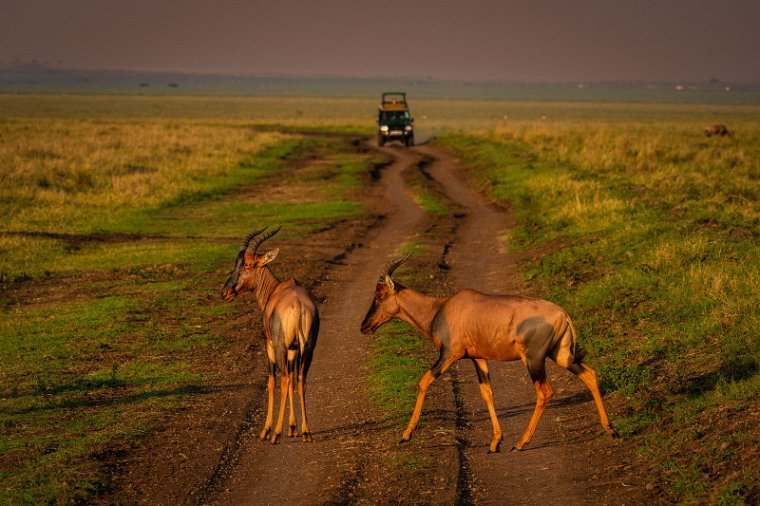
[{"left": 377, "top": 92, "right": 414, "bottom": 147}]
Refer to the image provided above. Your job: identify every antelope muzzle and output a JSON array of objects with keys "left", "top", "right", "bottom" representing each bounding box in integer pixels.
[
  {"left": 360, "top": 303, "right": 382, "bottom": 335},
  {"left": 221, "top": 272, "right": 240, "bottom": 302}
]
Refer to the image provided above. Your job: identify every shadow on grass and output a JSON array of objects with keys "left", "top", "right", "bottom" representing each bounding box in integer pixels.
[
  {"left": 2, "top": 383, "right": 207, "bottom": 415},
  {"left": 677, "top": 356, "right": 758, "bottom": 397}
]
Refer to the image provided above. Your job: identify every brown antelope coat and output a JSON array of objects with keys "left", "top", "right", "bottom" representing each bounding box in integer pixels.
[
  {"left": 222, "top": 227, "right": 319, "bottom": 443},
  {"left": 361, "top": 255, "right": 617, "bottom": 452}
]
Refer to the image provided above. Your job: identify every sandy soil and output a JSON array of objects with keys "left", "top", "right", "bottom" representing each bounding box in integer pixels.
[{"left": 102, "top": 138, "right": 645, "bottom": 505}]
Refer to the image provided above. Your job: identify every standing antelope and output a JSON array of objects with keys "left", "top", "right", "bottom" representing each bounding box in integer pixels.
[
  {"left": 360, "top": 255, "right": 617, "bottom": 453},
  {"left": 221, "top": 226, "right": 319, "bottom": 443}
]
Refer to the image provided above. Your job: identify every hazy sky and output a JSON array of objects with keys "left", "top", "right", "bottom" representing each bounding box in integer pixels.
[{"left": 1, "top": 0, "right": 759, "bottom": 82}]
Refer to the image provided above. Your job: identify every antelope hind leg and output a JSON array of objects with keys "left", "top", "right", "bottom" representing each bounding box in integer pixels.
[
  {"left": 298, "top": 373, "right": 312, "bottom": 442},
  {"left": 287, "top": 357, "right": 297, "bottom": 437},
  {"left": 567, "top": 362, "right": 618, "bottom": 437},
  {"left": 271, "top": 373, "right": 290, "bottom": 444}
]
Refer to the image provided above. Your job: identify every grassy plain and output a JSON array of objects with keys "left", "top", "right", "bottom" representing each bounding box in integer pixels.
[
  {"left": 1, "top": 93, "right": 759, "bottom": 504},
  {"left": 0, "top": 97, "right": 381, "bottom": 503},
  {"left": 437, "top": 117, "right": 760, "bottom": 504}
]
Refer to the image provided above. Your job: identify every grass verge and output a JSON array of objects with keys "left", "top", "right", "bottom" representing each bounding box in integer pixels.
[
  {"left": 438, "top": 125, "right": 759, "bottom": 504},
  {"left": 0, "top": 118, "right": 376, "bottom": 504}
]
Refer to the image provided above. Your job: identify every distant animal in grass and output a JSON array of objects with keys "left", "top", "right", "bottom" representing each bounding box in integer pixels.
[{"left": 704, "top": 124, "right": 733, "bottom": 137}]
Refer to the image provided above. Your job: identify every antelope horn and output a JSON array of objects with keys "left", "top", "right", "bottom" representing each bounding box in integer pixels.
[
  {"left": 247, "top": 225, "right": 282, "bottom": 254},
  {"left": 239, "top": 227, "right": 267, "bottom": 252},
  {"left": 380, "top": 253, "right": 410, "bottom": 282}
]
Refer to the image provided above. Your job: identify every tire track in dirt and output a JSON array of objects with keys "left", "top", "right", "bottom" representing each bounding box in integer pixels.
[
  {"left": 415, "top": 145, "right": 640, "bottom": 505},
  {"left": 211, "top": 143, "right": 463, "bottom": 505}
]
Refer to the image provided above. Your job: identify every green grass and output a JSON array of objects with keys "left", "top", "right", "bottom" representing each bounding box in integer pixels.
[
  {"left": 412, "top": 190, "right": 447, "bottom": 214},
  {"left": 367, "top": 320, "right": 429, "bottom": 419},
  {"left": 0, "top": 284, "right": 207, "bottom": 504},
  {"left": 365, "top": 242, "right": 438, "bottom": 426},
  {"left": 0, "top": 130, "right": 372, "bottom": 281},
  {"left": 438, "top": 122, "right": 760, "bottom": 504},
  {"left": 0, "top": 102, "right": 379, "bottom": 504}
]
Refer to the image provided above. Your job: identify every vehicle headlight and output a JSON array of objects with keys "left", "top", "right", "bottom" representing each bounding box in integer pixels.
[
  {"left": 380, "top": 125, "right": 389, "bottom": 132},
  {"left": 405, "top": 125, "right": 413, "bottom": 131}
]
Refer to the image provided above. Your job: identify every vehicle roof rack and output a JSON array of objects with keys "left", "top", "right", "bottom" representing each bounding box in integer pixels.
[{"left": 380, "top": 92, "right": 408, "bottom": 111}]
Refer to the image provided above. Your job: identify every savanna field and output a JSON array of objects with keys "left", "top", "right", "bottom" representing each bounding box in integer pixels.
[{"left": 1, "top": 94, "right": 758, "bottom": 504}]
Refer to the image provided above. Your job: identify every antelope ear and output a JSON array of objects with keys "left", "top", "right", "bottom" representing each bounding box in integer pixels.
[
  {"left": 261, "top": 248, "right": 279, "bottom": 265},
  {"left": 383, "top": 274, "right": 395, "bottom": 290}
]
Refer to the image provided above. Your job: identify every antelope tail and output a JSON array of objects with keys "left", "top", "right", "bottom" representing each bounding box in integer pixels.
[
  {"left": 293, "top": 311, "right": 309, "bottom": 382},
  {"left": 567, "top": 318, "right": 587, "bottom": 365}
]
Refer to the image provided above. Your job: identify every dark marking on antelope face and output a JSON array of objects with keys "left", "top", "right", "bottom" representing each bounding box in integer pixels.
[
  {"left": 518, "top": 316, "right": 554, "bottom": 379},
  {"left": 221, "top": 251, "right": 258, "bottom": 301},
  {"left": 360, "top": 283, "right": 398, "bottom": 334},
  {"left": 221, "top": 250, "right": 246, "bottom": 301}
]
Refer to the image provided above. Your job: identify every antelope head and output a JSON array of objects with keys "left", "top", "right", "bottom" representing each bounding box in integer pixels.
[
  {"left": 221, "top": 226, "right": 281, "bottom": 302},
  {"left": 360, "top": 254, "right": 410, "bottom": 334}
]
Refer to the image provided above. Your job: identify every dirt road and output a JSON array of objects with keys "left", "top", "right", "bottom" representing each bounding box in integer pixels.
[
  {"left": 142, "top": 139, "right": 642, "bottom": 505},
  {"left": 212, "top": 145, "right": 452, "bottom": 505},
  {"left": 202, "top": 140, "right": 641, "bottom": 505},
  {"left": 415, "top": 146, "right": 642, "bottom": 504}
]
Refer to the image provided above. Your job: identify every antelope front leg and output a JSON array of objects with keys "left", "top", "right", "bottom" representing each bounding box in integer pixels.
[
  {"left": 260, "top": 363, "right": 276, "bottom": 441},
  {"left": 473, "top": 359, "right": 503, "bottom": 453},
  {"left": 401, "top": 351, "right": 457, "bottom": 444},
  {"left": 513, "top": 368, "right": 553, "bottom": 451}
]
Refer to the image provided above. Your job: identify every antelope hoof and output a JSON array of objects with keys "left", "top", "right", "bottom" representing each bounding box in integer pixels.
[
  {"left": 510, "top": 443, "right": 524, "bottom": 453},
  {"left": 288, "top": 425, "right": 297, "bottom": 437},
  {"left": 259, "top": 427, "right": 271, "bottom": 441},
  {"left": 302, "top": 432, "right": 312, "bottom": 443},
  {"left": 488, "top": 438, "right": 503, "bottom": 454},
  {"left": 608, "top": 425, "right": 620, "bottom": 439},
  {"left": 271, "top": 433, "right": 281, "bottom": 444},
  {"left": 399, "top": 434, "right": 412, "bottom": 445}
]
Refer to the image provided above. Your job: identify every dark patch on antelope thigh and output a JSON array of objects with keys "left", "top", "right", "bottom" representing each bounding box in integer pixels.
[{"left": 517, "top": 316, "right": 554, "bottom": 378}]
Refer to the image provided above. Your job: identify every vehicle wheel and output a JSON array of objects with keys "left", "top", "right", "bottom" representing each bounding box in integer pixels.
[
  {"left": 408, "top": 135, "right": 415, "bottom": 147},
  {"left": 378, "top": 135, "right": 385, "bottom": 146}
]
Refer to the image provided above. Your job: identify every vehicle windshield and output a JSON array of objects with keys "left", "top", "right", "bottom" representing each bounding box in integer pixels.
[{"left": 380, "top": 111, "right": 410, "bottom": 122}]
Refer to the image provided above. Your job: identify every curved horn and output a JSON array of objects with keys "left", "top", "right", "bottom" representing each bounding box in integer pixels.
[
  {"left": 239, "top": 227, "right": 267, "bottom": 252},
  {"left": 247, "top": 225, "right": 282, "bottom": 254},
  {"left": 379, "top": 253, "right": 410, "bottom": 282}
]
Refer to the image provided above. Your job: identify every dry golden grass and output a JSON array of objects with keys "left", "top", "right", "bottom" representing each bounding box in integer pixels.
[
  {"left": 440, "top": 115, "right": 760, "bottom": 503},
  {"left": 0, "top": 118, "right": 287, "bottom": 234}
]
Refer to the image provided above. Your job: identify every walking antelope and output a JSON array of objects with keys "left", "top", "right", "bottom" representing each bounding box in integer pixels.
[
  {"left": 360, "top": 255, "right": 617, "bottom": 453},
  {"left": 221, "top": 226, "right": 319, "bottom": 443}
]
